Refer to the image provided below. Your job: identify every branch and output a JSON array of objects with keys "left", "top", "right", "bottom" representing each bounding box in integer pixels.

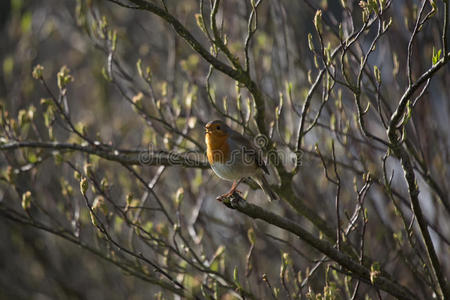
[
  {"left": 386, "top": 14, "right": 450, "bottom": 296},
  {"left": 0, "top": 206, "right": 186, "bottom": 297},
  {"left": 388, "top": 52, "right": 449, "bottom": 136},
  {"left": 0, "top": 141, "right": 208, "bottom": 169},
  {"left": 110, "top": 0, "right": 267, "bottom": 135},
  {"left": 221, "top": 194, "right": 415, "bottom": 300},
  {"left": 295, "top": 10, "right": 383, "bottom": 156},
  {"left": 385, "top": 139, "right": 449, "bottom": 298},
  {"left": 443, "top": 0, "right": 449, "bottom": 58}
]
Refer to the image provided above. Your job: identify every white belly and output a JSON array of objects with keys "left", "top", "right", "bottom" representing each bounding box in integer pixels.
[{"left": 211, "top": 161, "right": 257, "bottom": 181}]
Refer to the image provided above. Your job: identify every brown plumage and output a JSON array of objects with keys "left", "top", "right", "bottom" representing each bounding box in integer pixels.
[{"left": 205, "top": 120, "right": 278, "bottom": 201}]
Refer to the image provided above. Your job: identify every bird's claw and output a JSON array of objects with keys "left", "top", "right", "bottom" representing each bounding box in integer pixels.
[{"left": 216, "top": 190, "right": 242, "bottom": 202}]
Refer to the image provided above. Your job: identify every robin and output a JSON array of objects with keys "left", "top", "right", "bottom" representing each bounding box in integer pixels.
[{"left": 205, "top": 120, "right": 278, "bottom": 201}]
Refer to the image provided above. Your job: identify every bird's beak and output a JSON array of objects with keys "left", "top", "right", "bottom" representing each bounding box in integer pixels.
[{"left": 205, "top": 128, "right": 211, "bottom": 134}]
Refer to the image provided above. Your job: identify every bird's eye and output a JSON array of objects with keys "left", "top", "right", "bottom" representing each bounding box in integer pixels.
[{"left": 216, "top": 125, "right": 221, "bottom": 130}]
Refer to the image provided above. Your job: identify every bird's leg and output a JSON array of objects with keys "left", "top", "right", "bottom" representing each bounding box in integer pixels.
[{"left": 217, "top": 179, "right": 243, "bottom": 201}]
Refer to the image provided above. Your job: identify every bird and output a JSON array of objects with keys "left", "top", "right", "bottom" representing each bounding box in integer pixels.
[{"left": 205, "top": 120, "right": 278, "bottom": 201}]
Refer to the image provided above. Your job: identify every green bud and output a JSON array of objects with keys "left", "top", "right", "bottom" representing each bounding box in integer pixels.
[
  {"left": 370, "top": 262, "right": 381, "bottom": 284},
  {"left": 163, "top": 132, "right": 174, "bottom": 150},
  {"left": 100, "top": 177, "right": 109, "bottom": 191},
  {"left": 383, "top": 17, "right": 393, "bottom": 32},
  {"left": 432, "top": 47, "right": 442, "bottom": 65},
  {"left": 297, "top": 271, "right": 303, "bottom": 283},
  {"left": 223, "top": 96, "right": 228, "bottom": 114},
  {"left": 246, "top": 97, "right": 252, "bottom": 115},
  {"left": 236, "top": 94, "right": 242, "bottom": 112},
  {"left": 5, "top": 166, "right": 16, "bottom": 184},
  {"left": 61, "top": 179, "right": 73, "bottom": 197},
  {"left": 57, "top": 65, "right": 74, "bottom": 90},
  {"left": 307, "top": 69, "right": 313, "bottom": 84},
  {"left": 392, "top": 52, "right": 399, "bottom": 77},
  {"left": 368, "top": 0, "right": 378, "bottom": 12},
  {"left": 74, "top": 170, "right": 81, "bottom": 181},
  {"left": 314, "top": 55, "right": 319, "bottom": 68},
  {"left": 32, "top": 64, "right": 44, "bottom": 80},
  {"left": 233, "top": 266, "right": 239, "bottom": 282},
  {"left": 187, "top": 116, "right": 197, "bottom": 129},
  {"left": 100, "top": 15, "right": 108, "bottom": 31},
  {"left": 185, "top": 92, "right": 194, "bottom": 109},
  {"left": 111, "top": 30, "right": 117, "bottom": 51},
  {"left": 83, "top": 163, "right": 93, "bottom": 176},
  {"left": 175, "top": 187, "right": 184, "bottom": 208},
  {"left": 373, "top": 65, "right": 381, "bottom": 83},
  {"left": 161, "top": 81, "right": 167, "bottom": 97},
  {"left": 17, "top": 109, "right": 29, "bottom": 127},
  {"left": 101, "top": 67, "right": 111, "bottom": 82},
  {"left": 132, "top": 92, "right": 144, "bottom": 109},
  {"left": 90, "top": 211, "right": 98, "bottom": 226},
  {"left": 80, "top": 177, "right": 88, "bottom": 196},
  {"left": 362, "top": 9, "right": 369, "bottom": 22},
  {"left": 28, "top": 105, "right": 36, "bottom": 121},
  {"left": 136, "top": 59, "right": 143, "bottom": 78},
  {"left": 21, "top": 191, "right": 32, "bottom": 211},
  {"left": 195, "top": 13, "right": 207, "bottom": 34},
  {"left": 314, "top": 10, "right": 323, "bottom": 33},
  {"left": 308, "top": 33, "right": 314, "bottom": 51},
  {"left": 247, "top": 227, "right": 256, "bottom": 244},
  {"left": 93, "top": 195, "right": 107, "bottom": 214},
  {"left": 282, "top": 252, "right": 290, "bottom": 266},
  {"left": 145, "top": 66, "right": 152, "bottom": 81},
  {"left": 10, "top": 118, "right": 18, "bottom": 134},
  {"left": 126, "top": 192, "right": 133, "bottom": 208}
]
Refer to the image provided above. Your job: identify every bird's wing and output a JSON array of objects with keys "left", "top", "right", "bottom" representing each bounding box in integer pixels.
[{"left": 230, "top": 132, "right": 270, "bottom": 175}]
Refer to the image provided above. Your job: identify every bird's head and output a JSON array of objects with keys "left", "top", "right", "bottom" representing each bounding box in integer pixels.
[{"left": 205, "top": 120, "right": 229, "bottom": 138}]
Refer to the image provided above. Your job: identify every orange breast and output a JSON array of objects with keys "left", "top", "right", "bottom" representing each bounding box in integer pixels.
[{"left": 206, "top": 133, "right": 230, "bottom": 164}]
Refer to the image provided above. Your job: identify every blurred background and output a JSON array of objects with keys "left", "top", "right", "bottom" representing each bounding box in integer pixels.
[{"left": 0, "top": 0, "right": 449, "bottom": 299}]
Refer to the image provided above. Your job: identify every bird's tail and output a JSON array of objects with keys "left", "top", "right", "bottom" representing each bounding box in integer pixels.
[{"left": 254, "top": 174, "right": 279, "bottom": 202}]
